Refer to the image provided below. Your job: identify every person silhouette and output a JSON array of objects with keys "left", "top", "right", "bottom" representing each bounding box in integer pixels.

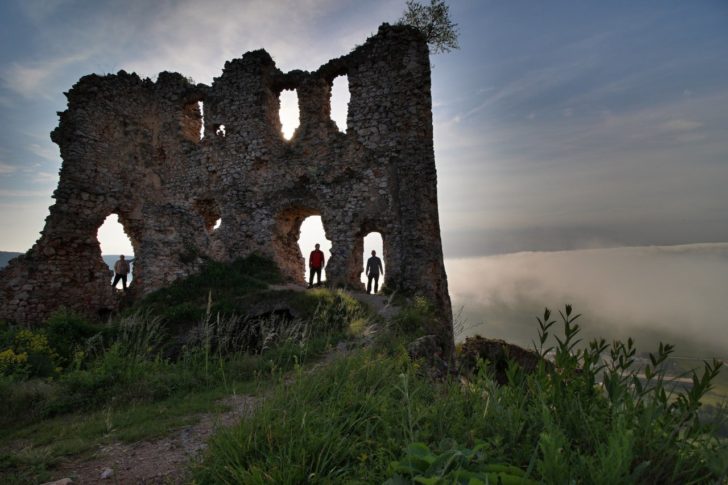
[
  {"left": 112, "top": 254, "right": 131, "bottom": 291},
  {"left": 366, "top": 250, "right": 384, "bottom": 294}
]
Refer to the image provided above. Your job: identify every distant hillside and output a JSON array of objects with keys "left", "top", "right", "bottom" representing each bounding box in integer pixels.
[
  {"left": 102, "top": 255, "right": 117, "bottom": 269},
  {"left": 0, "top": 253, "right": 120, "bottom": 271},
  {"left": 0, "top": 251, "right": 22, "bottom": 269}
]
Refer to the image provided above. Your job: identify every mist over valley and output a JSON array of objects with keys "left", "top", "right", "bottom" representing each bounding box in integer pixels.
[{"left": 447, "top": 243, "right": 728, "bottom": 361}]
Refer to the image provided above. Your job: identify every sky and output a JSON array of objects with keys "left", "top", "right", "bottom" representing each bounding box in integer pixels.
[
  {"left": 1, "top": 0, "right": 727, "bottom": 257},
  {"left": 1, "top": 0, "right": 727, "bottom": 358}
]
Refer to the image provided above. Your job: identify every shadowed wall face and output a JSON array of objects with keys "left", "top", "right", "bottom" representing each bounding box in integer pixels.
[{"left": 0, "top": 24, "right": 452, "bottom": 348}]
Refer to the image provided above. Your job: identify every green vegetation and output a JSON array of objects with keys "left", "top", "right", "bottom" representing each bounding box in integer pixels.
[
  {"left": 399, "top": 0, "right": 460, "bottom": 54},
  {"left": 193, "top": 306, "right": 727, "bottom": 484},
  {"left": 0, "top": 255, "right": 371, "bottom": 483},
  {"left": 1, "top": 255, "right": 726, "bottom": 483},
  {"left": 132, "top": 254, "right": 283, "bottom": 325}
]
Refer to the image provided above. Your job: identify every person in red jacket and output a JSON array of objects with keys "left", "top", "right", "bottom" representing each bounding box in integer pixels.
[{"left": 308, "top": 243, "right": 325, "bottom": 288}]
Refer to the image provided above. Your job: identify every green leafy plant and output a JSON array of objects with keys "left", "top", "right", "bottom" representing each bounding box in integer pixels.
[
  {"left": 398, "top": 0, "right": 460, "bottom": 54},
  {"left": 386, "top": 441, "right": 537, "bottom": 485}
]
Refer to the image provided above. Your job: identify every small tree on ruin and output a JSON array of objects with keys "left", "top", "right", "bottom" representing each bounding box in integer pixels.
[{"left": 398, "top": 0, "right": 460, "bottom": 54}]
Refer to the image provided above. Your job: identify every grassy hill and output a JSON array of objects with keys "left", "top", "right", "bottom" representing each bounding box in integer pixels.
[{"left": 1, "top": 256, "right": 726, "bottom": 483}]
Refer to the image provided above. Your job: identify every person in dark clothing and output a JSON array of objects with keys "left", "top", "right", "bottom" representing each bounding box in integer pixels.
[
  {"left": 308, "top": 243, "right": 325, "bottom": 288},
  {"left": 112, "top": 255, "right": 131, "bottom": 291},
  {"left": 366, "top": 250, "right": 384, "bottom": 294}
]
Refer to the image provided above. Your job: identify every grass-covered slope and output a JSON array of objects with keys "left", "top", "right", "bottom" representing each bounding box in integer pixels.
[
  {"left": 193, "top": 307, "right": 728, "bottom": 484},
  {"left": 1, "top": 255, "right": 726, "bottom": 484},
  {"left": 0, "top": 255, "right": 371, "bottom": 483}
]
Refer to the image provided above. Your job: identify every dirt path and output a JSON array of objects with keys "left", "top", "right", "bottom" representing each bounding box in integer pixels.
[
  {"left": 46, "top": 394, "right": 259, "bottom": 484},
  {"left": 42, "top": 287, "right": 396, "bottom": 484},
  {"left": 350, "top": 292, "right": 400, "bottom": 320}
]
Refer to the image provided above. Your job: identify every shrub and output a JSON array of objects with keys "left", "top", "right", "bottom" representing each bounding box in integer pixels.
[
  {"left": 0, "top": 328, "right": 60, "bottom": 378},
  {"left": 0, "top": 348, "right": 28, "bottom": 376},
  {"left": 391, "top": 296, "right": 438, "bottom": 337},
  {"left": 0, "top": 376, "right": 61, "bottom": 427},
  {"left": 45, "top": 309, "right": 106, "bottom": 368}
]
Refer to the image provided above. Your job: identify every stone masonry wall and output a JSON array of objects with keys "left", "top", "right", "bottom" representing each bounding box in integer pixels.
[{"left": 0, "top": 24, "right": 453, "bottom": 348}]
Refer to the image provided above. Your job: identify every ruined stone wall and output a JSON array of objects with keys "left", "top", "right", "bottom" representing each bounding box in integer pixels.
[{"left": 0, "top": 24, "right": 453, "bottom": 348}]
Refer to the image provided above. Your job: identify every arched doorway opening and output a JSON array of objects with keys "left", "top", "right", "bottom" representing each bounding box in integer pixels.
[
  {"left": 362, "top": 232, "right": 385, "bottom": 293},
  {"left": 97, "top": 214, "right": 136, "bottom": 290},
  {"left": 298, "top": 216, "right": 332, "bottom": 286}
]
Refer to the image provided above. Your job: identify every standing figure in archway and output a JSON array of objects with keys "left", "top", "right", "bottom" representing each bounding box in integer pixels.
[
  {"left": 112, "top": 255, "right": 131, "bottom": 291},
  {"left": 308, "top": 243, "right": 325, "bottom": 288},
  {"left": 366, "top": 250, "right": 384, "bottom": 294}
]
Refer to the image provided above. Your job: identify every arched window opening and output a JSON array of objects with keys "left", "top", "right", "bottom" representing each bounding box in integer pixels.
[
  {"left": 213, "top": 218, "right": 221, "bottom": 231},
  {"left": 198, "top": 101, "right": 205, "bottom": 140},
  {"left": 362, "top": 232, "right": 385, "bottom": 292},
  {"left": 330, "top": 75, "right": 350, "bottom": 133},
  {"left": 279, "top": 89, "right": 300, "bottom": 140},
  {"left": 181, "top": 100, "right": 203, "bottom": 142},
  {"left": 97, "top": 214, "right": 135, "bottom": 288},
  {"left": 298, "top": 215, "right": 331, "bottom": 287}
]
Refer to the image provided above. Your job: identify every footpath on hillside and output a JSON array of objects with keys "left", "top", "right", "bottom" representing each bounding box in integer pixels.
[{"left": 39, "top": 287, "right": 397, "bottom": 485}]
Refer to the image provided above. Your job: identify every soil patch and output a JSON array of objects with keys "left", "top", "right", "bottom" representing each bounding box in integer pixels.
[{"left": 47, "top": 394, "right": 258, "bottom": 484}]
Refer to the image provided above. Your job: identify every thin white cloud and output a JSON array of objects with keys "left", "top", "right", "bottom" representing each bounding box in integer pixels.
[
  {"left": 0, "top": 52, "right": 91, "bottom": 98},
  {"left": 116, "top": 0, "right": 361, "bottom": 83},
  {"left": 434, "top": 86, "right": 728, "bottom": 241},
  {"left": 32, "top": 172, "right": 58, "bottom": 185},
  {"left": 17, "top": 0, "right": 75, "bottom": 24},
  {"left": 657, "top": 118, "right": 702, "bottom": 133},
  {"left": 0, "top": 188, "right": 52, "bottom": 197},
  {"left": 27, "top": 143, "right": 59, "bottom": 162},
  {"left": 0, "top": 162, "right": 17, "bottom": 175}
]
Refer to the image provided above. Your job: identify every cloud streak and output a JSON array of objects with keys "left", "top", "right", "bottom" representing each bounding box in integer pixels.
[
  {"left": 0, "top": 161, "right": 16, "bottom": 175},
  {"left": 0, "top": 52, "right": 91, "bottom": 98}
]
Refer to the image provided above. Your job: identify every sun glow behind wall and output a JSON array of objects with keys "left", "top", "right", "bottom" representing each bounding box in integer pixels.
[
  {"left": 279, "top": 89, "right": 300, "bottom": 140},
  {"left": 97, "top": 214, "right": 134, "bottom": 256}
]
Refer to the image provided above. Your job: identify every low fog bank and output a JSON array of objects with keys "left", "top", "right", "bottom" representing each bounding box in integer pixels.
[{"left": 446, "top": 243, "right": 728, "bottom": 360}]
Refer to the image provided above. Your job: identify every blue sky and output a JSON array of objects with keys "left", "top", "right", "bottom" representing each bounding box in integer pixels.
[{"left": 1, "top": 0, "right": 727, "bottom": 256}]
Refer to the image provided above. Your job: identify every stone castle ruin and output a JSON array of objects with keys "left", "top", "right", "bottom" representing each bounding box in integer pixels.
[{"left": 0, "top": 24, "right": 452, "bottom": 346}]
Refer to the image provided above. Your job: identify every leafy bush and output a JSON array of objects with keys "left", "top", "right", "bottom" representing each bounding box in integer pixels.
[
  {"left": 0, "top": 348, "right": 29, "bottom": 375},
  {"left": 386, "top": 441, "right": 538, "bottom": 484},
  {"left": 391, "top": 296, "right": 438, "bottom": 337},
  {"left": 45, "top": 309, "right": 108, "bottom": 368},
  {"left": 0, "top": 376, "right": 61, "bottom": 427},
  {"left": 135, "top": 254, "right": 283, "bottom": 326},
  {"left": 0, "top": 328, "right": 60, "bottom": 378}
]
